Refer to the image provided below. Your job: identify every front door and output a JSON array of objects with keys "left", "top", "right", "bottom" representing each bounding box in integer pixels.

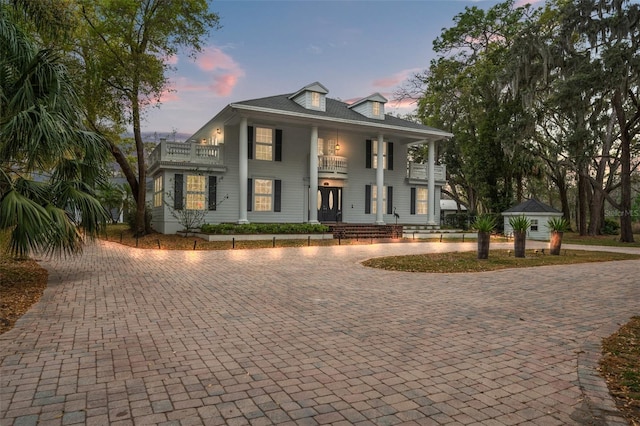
[{"left": 317, "top": 187, "right": 342, "bottom": 222}]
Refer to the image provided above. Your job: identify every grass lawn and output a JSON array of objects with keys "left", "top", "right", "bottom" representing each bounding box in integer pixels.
[
  {"left": 563, "top": 232, "right": 640, "bottom": 247},
  {"left": 362, "top": 249, "right": 640, "bottom": 273},
  {"left": 1, "top": 225, "right": 638, "bottom": 423}
]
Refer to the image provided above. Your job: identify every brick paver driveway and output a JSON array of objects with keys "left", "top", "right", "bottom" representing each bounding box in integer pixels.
[{"left": 1, "top": 240, "right": 639, "bottom": 425}]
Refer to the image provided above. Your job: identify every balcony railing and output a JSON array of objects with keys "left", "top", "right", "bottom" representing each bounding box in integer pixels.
[
  {"left": 407, "top": 162, "right": 446, "bottom": 182},
  {"left": 149, "top": 141, "right": 224, "bottom": 169},
  {"left": 318, "top": 155, "right": 348, "bottom": 175}
]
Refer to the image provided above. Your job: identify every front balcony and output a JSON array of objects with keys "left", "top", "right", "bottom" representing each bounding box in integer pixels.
[
  {"left": 318, "top": 155, "right": 348, "bottom": 179},
  {"left": 407, "top": 162, "right": 446, "bottom": 184},
  {"left": 148, "top": 141, "right": 225, "bottom": 173}
]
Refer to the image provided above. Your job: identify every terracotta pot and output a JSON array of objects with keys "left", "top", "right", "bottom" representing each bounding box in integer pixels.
[
  {"left": 477, "top": 231, "right": 490, "bottom": 259},
  {"left": 549, "top": 231, "right": 563, "bottom": 255},
  {"left": 513, "top": 230, "right": 527, "bottom": 258}
]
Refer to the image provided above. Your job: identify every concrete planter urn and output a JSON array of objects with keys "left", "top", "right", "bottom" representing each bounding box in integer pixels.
[
  {"left": 477, "top": 231, "right": 491, "bottom": 259},
  {"left": 509, "top": 215, "right": 531, "bottom": 258},
  {"left": 473, "top": 215, "right": 496, "bottom": 260},
  {"left": 547, "top": 218, "right": 569, "bottom": 255},
  {"left": 549, "top": 231, "right": 564, "bottom": 255},
  {"left": 513, "top": 230, "right": 527, "bottom": 258}
]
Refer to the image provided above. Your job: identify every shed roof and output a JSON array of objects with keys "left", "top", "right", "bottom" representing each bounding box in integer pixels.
[{"left": 503, "top": 199, "right": 561, "bottom": 214}]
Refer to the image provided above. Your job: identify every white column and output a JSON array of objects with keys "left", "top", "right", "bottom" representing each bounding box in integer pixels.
[
  {"left": 375, "top": 134, "right": 385, "bottom": 225},
  {"left": 238, "top": 117, "right": 249, "bottom": 224},
  {"left": 309, "top": 126, "right": 319, "bottom": 224},
  {"left": 427, "top": 139, "right": 436, "bottom": 226}
]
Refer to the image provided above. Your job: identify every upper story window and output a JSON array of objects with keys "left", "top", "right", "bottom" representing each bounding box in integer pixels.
[
  {"left": 317, "top": 138, "right": 337, "bottom": 156},
  {"left": 311, "top": 92, "right": 321, "bottom": 108},
  {"left": 373, "top": 141, "right": 387, "bottom": 169},
  {"left": 255, "top": 127, "right": 273, "bottom": 161},
  {"left": 366, "top": 140, "right": 393, "bottom": 170}
]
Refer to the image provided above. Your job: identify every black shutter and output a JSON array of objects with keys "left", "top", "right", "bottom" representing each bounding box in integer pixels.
[
  {"left": 208, "top": 176, "right": 217, "bottom": 210},
  {"left": 174, "top": 174, "right": 183, "bottom": 210},
  {"left": 274, "top": 180, "right": 281, "bottom": 212},
  {"left": 247, "top": 178, "right": 252, "bottom": 212},
  {"left": 387, "top": 186, "right": 393, "bottom": 214},
  {"left": 275, "top": 129, "right": 282, "bottom": 162},
  {"left": 387, "top": 142, "right": 394, "bottom": 170},
  {"left": 365, "top": 140, "right": 372, "bottom": 169},
  {"left": 410, "top": 188, "right": 416, "bottom": 215},
  {"left": 248, "top": 126, "right": 254, "bottom": 160},
  {"left": 365, "top": 185, "right": 371, "bottom": 214}
]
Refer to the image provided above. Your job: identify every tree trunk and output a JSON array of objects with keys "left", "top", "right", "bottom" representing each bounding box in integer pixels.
[
  {"left": 613, "top": 89, "right": 636, "bottom": 243},
  {"left": 577, "top": 172, "right": 589, "bottom": 236},
  {"left": 477, "top": 232, "right": 490, "bottom": 259},
  {"left": 549, "top": 231, "right": 563, "bottom": 255},
  {"left": 513, "top": 230, "right": 526, "bottom": 258},
  {"left": 588, "top": 189, "right": 605, "bottom": 236},
  {"left": 131, "top": 94, "right": 148, "bottom": 237}
]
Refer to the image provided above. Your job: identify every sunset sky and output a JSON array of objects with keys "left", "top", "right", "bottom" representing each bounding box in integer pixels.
[{"left": 143, "top": 0, "right": 543, "bottom": 137}]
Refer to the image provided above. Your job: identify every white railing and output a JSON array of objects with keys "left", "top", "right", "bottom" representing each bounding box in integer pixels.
[
  {"left": 408, "top": 162, "right": 446, "bottom": 181},
  {"left": 149, "top": 141, "right": 224, "bottom": 167},
  {"left": 318, "top": 155, "right": 348, "bottom": 174}
]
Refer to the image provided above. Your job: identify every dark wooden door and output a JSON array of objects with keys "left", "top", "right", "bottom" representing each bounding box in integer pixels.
[{"left": 318, "top": 187, "right": 342, "bottom": 222}]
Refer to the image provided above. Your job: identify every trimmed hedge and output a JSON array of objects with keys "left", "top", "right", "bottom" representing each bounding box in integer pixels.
[{"left": 200, "top": 223, "right": 330, "bottom": 235}]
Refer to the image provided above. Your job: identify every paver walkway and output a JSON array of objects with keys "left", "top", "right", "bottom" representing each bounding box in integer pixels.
[{"left": 1, "top": 240, "right": 639, "bottom": 426}]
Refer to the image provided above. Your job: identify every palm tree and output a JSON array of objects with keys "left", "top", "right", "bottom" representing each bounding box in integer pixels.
[{"left": 0, "top": 4, "right": 110, "bottom": 258}]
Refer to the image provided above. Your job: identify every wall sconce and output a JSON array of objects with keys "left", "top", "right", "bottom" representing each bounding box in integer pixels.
[{"left": 216, "top": 128, "right": 221, "bottom": 134}]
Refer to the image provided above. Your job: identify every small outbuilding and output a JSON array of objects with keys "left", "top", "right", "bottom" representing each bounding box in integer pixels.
[{"left": 502, "top": 199, "right": 563, "bottom": 241}]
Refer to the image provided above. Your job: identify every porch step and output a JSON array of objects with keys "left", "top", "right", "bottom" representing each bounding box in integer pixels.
[{"left": 328, "top": 224, "right": 403, "bottom": 239}]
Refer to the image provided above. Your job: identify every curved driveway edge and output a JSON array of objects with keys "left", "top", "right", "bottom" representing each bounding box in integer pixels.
[{"left": 1, "top": 240, "right": 639, "bottom": 426}]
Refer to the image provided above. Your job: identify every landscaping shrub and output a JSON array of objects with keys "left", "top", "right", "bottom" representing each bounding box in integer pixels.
[
  {"left": 602, "top": 218, "right": 620, "bottom": 235},
  {"left": 200, "top": 223, "right": 329, "bottom": 235}
]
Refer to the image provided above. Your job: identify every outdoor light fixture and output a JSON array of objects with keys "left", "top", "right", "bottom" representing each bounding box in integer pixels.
[
  {"left": 216, "top": 128, "right": 221, "bottom": 134},
  {"left": 335, "top": 142, "right": 340, "bottom": 152}
]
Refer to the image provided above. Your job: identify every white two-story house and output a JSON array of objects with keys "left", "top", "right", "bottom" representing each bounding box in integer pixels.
[{"left": 148, "top": 82, "right": 452, "bottom": 234}]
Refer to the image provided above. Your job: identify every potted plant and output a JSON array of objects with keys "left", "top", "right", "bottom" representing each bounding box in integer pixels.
[
  {"left": 547, "top": 217, "right": 569, "bottom": 255},
  {"left": 473, "top": 215, "right": 496, "bottom": 259},
  {"left": 509, "top": 215, "right": 531, "bottom": 258}
]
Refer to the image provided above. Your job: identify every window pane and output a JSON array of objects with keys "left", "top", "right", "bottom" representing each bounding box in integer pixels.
[
  {"left": 187, "top": 175, "right": 205, "bottom": 191},
  {"left": 256, "top": 128, "right": 272, "bottom": 143},
  {"left": 416, "top": 188, "right": 428, "bottom": 214},
  {"left": 255, "top": 145, "right": 272, "bottom": 160},
  {"left": 255, "top": 179, "right": 272, "bottom": 194},
  {"left": 186, "top": 193, "right": 205, "bottom": 210},
  {"left": 371, "top": 185, "right": 387, "bottom": 215}
]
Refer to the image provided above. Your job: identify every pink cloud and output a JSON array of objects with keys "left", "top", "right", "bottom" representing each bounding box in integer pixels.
[
  {"left": 197, "top": 47, "right": 239, "bottom": 72},
  {"left": 373, "top": 68, "right": 422, "bottom": 89},
  {"left": 195, "top": 46, "right": 245, "bottom": 96},
  {"left": 209, "top": 74, "right": 239, "bottom": 97}
]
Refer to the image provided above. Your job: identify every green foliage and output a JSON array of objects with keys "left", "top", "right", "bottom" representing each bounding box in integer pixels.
[
  {"left": 75, "top": 0, "right": 221, "bottom": 235},
  {"left": 472, "top": 215, "right": 497, "bottom": 233},
  {"left": 547, "top": 217, "right": 569, "bottom": 232},
  {"left": 444, "top": 213, "right": 470, "bottom": 230},
  {"left": 633, "top": 193, "right": 640, "bottom": 222},
  {"left": 508, "top": 215, "right": 531, "bottom": 232},
  {"left": 126, "top": 204, "right": 152, "bottom": 232},
  {"left": 0, "top": 3, "right": 110, "bottom": 258},
  {"left": 602, "top": 218, "right": 620, "bottom": 236},
  {"left": 200, "top": 223, "right": 330, "bottom": 235}
]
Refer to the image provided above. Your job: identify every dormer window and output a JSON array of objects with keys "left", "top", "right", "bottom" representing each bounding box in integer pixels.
[
  {"left": 288, "top": 82, "right": 329, "bottom": 112},
  {"left": 311, "top": 92, "right": 321, "bottom": 108},
  {"left": 348, "top": 93, "right": 387, "bottom": 119},
  {"left": 372, "top": 101, "right": 380, "bottom": 116}
]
